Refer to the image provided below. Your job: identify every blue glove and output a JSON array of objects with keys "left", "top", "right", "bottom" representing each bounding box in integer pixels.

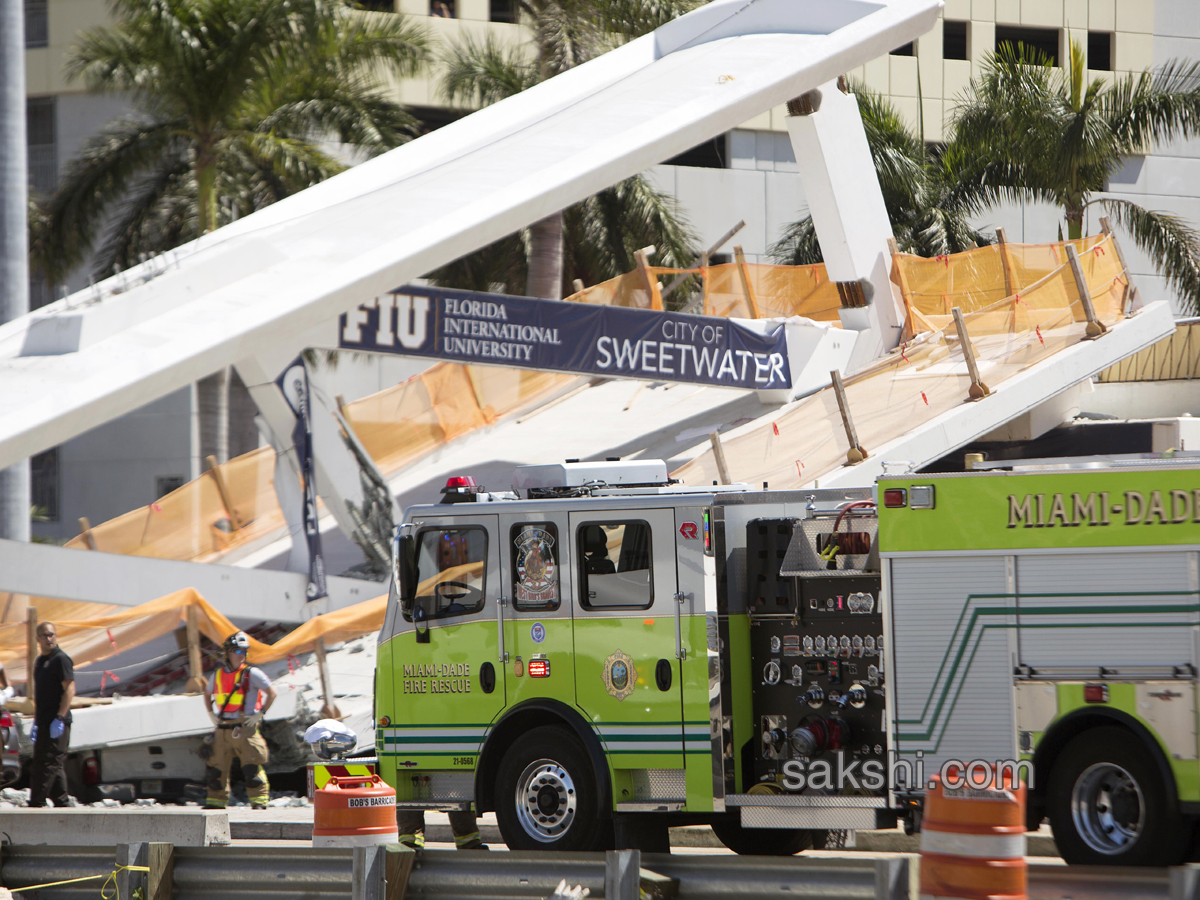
[
  {"left": 29, "top": 723, "right": 37, "bottom": 742},
  {"left": 49, "top": 718, "right": 64, "bottom": 740}
]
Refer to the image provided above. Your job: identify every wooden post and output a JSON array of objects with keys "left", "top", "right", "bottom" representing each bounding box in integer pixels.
[
  {"left": 1065, "top": 244, "right": 1108, "bottom": 337},
  {"left": 25, "top": 608, "right": 37, "bottom": 704},
  {"left": 185, "top": 606, "right": 206, "bottom": 693},
  {"left": 995, "top": 227, "right": 1017, "bottom": 298},
  {"left": 951, "top": 307, "right": 991, "bottom": 399},
  {"left": 660, "top": 218, "right": 745, "bottom": 302},
  {"left": 148, "top": 843, "right": 174, "bottom": 900},
  {"left": 315, "top": 638, "right": 342, "bottom": 719},
  {"left": 205, "top": 454, "right": 242, "bottom": 530},
  {"left": 1100, "top": 217, "right": 1138, "bottom": 313},
  {"left": 386, "top": 844, "right": 416, "bottom": 900},
  {"left": 708, "top": 432, "right": 732, "bottom": 485},
  {"left": 77, "top": 517, "right": 97, "bottom": 550},
  {"left": 888, "top": 238, "right": 917, "bottom": 336},
  {"left": 733, "top": 245, "right": 761, "bottom": 319},
  {"left": 830, "top": 371, "right": 867, "bottom": 464},
  {"left": 633, "top": 246, "right": 663, "bottom": 311}
]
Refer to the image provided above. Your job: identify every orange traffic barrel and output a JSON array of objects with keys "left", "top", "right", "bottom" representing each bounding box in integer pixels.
[
  {"left": 920, "top": 766, "right": 1027, "bottom": 900},
  {"left": 312, "top": 774, "right": 399, "bottom": 848}
]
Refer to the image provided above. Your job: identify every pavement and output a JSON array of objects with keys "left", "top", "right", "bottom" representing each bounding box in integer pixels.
[{"left": 225, "top": 807, "right": 1061, "bottom": 855}]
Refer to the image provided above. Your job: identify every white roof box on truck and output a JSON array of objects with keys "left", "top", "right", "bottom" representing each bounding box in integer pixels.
[{"left": 513, "top": 459, "right": 669, "bottom": 492}]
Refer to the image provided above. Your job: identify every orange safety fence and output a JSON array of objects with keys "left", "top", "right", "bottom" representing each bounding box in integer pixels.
[
  {"left": 894, "top": 235, "right": 1127, "bottom": 338},
  {"left": 0, "top": 587, "right": 387, "bottom": 684},
  {"left": 564, "top": 261, "right": 843, "bottom": 324},
  {"left": 63, "top": 446, "right": 287, "bottom": 563},
  {"left": 673, "top": 233, "right": 1131, "bottom": 492}
]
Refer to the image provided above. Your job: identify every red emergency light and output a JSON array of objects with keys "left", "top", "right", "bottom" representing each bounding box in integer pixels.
[
  {"left": 445, "top": 476, "right": 477, "bottom": 489},
  {"left": 1084, "top": 684, "right": 1109, "bottom": 703},
  {"left": 528, "top": 658, "right": 551, "bottom": 678},
  {"left": 882, "top": 489, "right": 907, "bottom": 508}
]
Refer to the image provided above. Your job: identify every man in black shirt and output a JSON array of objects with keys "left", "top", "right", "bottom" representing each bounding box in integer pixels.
[{"left": 30, "top": 622, "right": 74, "bottom": 807}]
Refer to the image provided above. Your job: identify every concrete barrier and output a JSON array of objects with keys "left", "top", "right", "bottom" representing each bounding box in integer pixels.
[{"left": 0, "top": 808, "right": 229, "bottom": 846}]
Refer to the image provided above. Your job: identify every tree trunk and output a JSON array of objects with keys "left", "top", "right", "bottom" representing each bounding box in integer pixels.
[
  {"left": 1066, "top": 207, "right": 1084, "bottom": 241},
  {"left": 198, "top": 368, "right": 230, "bottom": 466},
  {"left": 527, "top": 211, "right": 564, "bottom": 300}
]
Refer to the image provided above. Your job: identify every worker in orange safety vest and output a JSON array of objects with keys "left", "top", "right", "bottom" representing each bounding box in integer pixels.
[{"left": 201, "top": 631, "right": 277, "bottom": 809}]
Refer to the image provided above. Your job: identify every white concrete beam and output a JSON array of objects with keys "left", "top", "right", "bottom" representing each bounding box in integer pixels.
[
  {"left": 785, "top": 81, "right": 904, "bottom": 372},
  {"left": 0, "top": 539, "right": 381, "bottom": 622}
]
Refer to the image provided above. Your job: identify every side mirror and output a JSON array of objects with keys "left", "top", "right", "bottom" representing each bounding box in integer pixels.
[{"left": 394, "top": 532, "right": 416, "bottom": 611}]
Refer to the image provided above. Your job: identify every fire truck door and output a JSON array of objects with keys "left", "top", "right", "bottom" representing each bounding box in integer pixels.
[
  {"left": 499, "top": 511, "right": 576, "bottom": 710},
  {"left": 386, "top": 513, "right": 505, "bottom": 770},
  {"left": 569, "top": 508, "right": 685, "bottom": 770}
]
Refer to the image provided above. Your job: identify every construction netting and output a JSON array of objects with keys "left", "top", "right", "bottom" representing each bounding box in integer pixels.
[
  {"left": 895, "top": 235, "right": 1128, "bottom": 338},
  {"left": 63, "top": 446, "right": 286, "bottom": 563},
  {"left": 343, "top": 362, "right": 581, "bottom": 477},
  {"left": 0, "top": 587, "right": 387, "bottom": 684},
  {"left": 673, "top": 233, "right": 1132, "bottom": 491},
  {"left": 1097, "top": 320, "right": 1200, "bottom": 382},
  {"left": 564, "top": 261, "right": 843, "bottom": 323}
]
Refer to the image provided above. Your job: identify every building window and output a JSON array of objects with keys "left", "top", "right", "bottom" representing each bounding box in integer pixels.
[
  {"left": 664, "top": 135, "right": 728, "bottom": 169},
  {"left": 24, "top": 0, "right": 47, "bottom": 49},
  {"left": 1088, "top": 31, "right": 1112, "bottom": 71},
  {"left": 155, "top": 475, "right": 186, "bottom": 498},
  {"left": 943, "top": 20, "right": 968, "bottom": 61},
  {"left": 31, "top": 448, "right": 59, "bottom": 522},
  {"left": 995, "top": 25, "right": 1060, "bottom": 66},
  {"left": 359, "top": 0, "right": 395, "bottom": 9},
  {"left": 489, "top": 0, "right": 515, "bottom": 22},
  {"left": 578, "top": 521, "right": 653, "bottom": 610},
  {"left": 26, "top": 97, "right": 56, "bottom": 196},
  {"left": 890, "top": 41, "right": 915, "bottom": 57},
  {"left": 430, "top": 0, "right": 455, "bottom": 17}
]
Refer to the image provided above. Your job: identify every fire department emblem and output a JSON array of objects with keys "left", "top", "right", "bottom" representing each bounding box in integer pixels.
[
  {"left": 514, "top": 527, "right": 557, "bottom": 606},
  {"left": 603, "top": 650, "right": 636, "bottom": 701}
]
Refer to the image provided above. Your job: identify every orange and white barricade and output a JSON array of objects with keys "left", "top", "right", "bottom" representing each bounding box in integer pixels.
[
  {"left": 312, "top": 774, "right": 399, "bottom": 848},
  {"left": 919, "top": 765, "right": 1027, "bottom": 900}
]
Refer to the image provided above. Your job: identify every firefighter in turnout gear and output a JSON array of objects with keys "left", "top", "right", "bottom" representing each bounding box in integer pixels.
[{"left": 202, "top": 632, "right": 277, "bottom": 809}]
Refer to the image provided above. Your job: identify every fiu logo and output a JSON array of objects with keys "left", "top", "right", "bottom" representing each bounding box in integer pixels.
[{"left": 341, "top": 293, "right": 431, "bottom": 350}]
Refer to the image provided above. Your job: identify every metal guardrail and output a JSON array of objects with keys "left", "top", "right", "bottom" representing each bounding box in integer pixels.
[{"left": 7, "top": 845, "right": 1200, "bottom": 900}]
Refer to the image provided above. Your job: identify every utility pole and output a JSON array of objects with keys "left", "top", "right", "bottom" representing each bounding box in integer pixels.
[{"left": 0, "top": 0, "right": 31, "bottom": 542}]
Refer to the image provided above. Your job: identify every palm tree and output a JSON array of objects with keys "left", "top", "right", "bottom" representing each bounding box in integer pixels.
[
  {"left": 434, "top": 1, "right": 697, "bottom": 300},
  {"left": 772, "top": 84, "right": 991, "bottom": 265},
  {"left": 950, "top": 38, "right": 1200, "bottom": 313},
  {"left": 31, "top": 0, "right": 429, "bottom": 462}
]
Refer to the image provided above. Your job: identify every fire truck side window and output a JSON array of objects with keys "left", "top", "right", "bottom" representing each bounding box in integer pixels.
[
  {"left": 577, "top": 521, "right": 653, "bottom": 609},
  {"left": 511, "top": 523, "right": 561, "bottom": 611},
  {"left": 406, "top": 527, "right": 487, "bottom": 620}
]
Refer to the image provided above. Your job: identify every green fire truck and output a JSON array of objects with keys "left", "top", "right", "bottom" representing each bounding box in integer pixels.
[{"left": 375, "top": 456, "right": 1200, "bottom": 864}]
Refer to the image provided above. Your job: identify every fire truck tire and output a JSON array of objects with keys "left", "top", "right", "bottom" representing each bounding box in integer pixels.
[
  {"left": 496, "top": 725, "right": 605, "bottom": 851},
  {"left": 710, "top": 819, "right": 821, "bottom": 856},
  {"left": 1048, "top": 726, "right": 1189, "bottom": 866}
]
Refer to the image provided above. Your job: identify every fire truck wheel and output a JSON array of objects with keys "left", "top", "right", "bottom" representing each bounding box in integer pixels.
[
  {"left": 1048, "top": 726, "right": 1189, "bottom": 866},
  {"left": 710, "top": 819, "right": 820, "bottom": 856},
  {"left": 496, "top": 726, "right": 604, "bottom": 851}
]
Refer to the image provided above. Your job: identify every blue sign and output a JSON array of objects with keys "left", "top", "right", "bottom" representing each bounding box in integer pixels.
[
  {"left": 530, "top": 622, "right": 546, "bottom": 644},
  {"left": 338, "top": 285, "right": 791, "bottom": 391}
]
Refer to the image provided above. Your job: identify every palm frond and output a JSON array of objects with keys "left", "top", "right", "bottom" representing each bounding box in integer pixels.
[
  {"left": 1102, "top": 199, "right": 1200, "bottom": 315},
  {"left": 769, "top": 216, "right": 823, "bottom": 265},
  {"left": 439, "top": 32, "right": 536, "bottom": 106}
]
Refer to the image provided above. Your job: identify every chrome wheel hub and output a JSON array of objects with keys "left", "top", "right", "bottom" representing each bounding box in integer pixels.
[
  {"left": 515, "top": 759, "right": 576, "bottom": 842},
  {"left": 1071, "top": 762, "right": 1144, "bottom": 855}
]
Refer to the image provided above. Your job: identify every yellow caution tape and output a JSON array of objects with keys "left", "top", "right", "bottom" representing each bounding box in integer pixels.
[{"left": 9, "top": 864, "right": 150, "bottom": 899}]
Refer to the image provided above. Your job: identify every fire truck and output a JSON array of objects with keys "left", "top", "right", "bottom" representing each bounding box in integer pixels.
[{"left": 375, "top": 456, "right": 1200, "bottom": 865}]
